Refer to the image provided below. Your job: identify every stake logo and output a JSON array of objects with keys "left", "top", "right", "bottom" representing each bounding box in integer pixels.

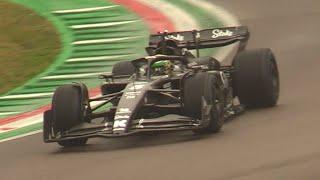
[
  {"left": 165, "top": 34, "right": 184, "bottom": 41},
  {"left": 212, "top": 29, "right": 233, "bottom": 38}
]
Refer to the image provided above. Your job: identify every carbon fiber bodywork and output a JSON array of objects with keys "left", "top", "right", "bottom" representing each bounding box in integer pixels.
[{"left": 43, "top": 27, "right": 249, "bottom": 143}]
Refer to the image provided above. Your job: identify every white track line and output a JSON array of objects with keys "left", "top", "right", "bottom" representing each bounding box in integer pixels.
[
  {"left": 70, "top": 20, "right": 138, "bottom": 29},
  {"left": 0, "top": 95, "right": 103, "bottom": 135},
  {"left": 67, "top": 54, "right": 131, "bottom": 62},
  {"left": 135, "top": 0, "right": 200, "bottom": 54},
  {"left": 186, "top": 0, "right": 240, "bottom": 26},
  {"left": 0, "top": 130, "right": 42, "bottom": 143},
  {"left": 0, "top": 94, "right": 105, "bottom": 142},
  {"left": 0, "top": 112, "right": 20, "bottom": 116},
  {"left": 72, "top": 36, "right": 139, "bottom": 45},
  {"left": 53, "top": 5, "right": 119, "bottom": 14},
  {"left": 42, "top": 72, "right": 103, "bottom": 80},
  {"left": 0, "top": 93, "right": 53, "bottom": 100},
  {"left": 136, "top": 0, "right": 200, "bottom": 31},
  {"left": 0, "top": 114, "right": 43, "bottom": 133},
  {"left": 185, "top": 0, "right": 241, "bottom": 64}
]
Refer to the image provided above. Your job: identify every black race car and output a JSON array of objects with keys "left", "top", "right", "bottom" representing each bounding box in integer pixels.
[{"left": 43, "top": 26, "right": 280, "bottom": 147}]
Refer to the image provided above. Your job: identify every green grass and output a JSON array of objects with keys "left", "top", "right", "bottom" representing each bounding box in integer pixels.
[{"left": 0, "top": 1, "right": 60, "bottom": 94}]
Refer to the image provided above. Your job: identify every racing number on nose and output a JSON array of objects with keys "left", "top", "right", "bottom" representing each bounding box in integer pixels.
[{"left": 114, "top": 120, "right": 127, "bottom": 128}]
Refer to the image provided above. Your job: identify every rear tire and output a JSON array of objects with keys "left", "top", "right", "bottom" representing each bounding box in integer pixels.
[
  {"left": 101, "top": 61, "right": 135, "bottom": 96},
  {"left": 52, "top": 84, "right": 88, "bottom": 147},
  {"left": 183, "top": 72, "right": 224, "bottom": 134},
  {"left": 112, "top": 61, "right": 135, "bottom": 76},
  {"left": 233, "top": 48, "right": 279, "bottom": 108}
]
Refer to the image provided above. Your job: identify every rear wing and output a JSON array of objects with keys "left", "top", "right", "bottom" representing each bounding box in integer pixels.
[{"left": 148, "top": 26, "right": 250, "bottom": 50}]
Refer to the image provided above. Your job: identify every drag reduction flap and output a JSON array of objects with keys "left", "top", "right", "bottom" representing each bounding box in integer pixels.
[{"left": 149, "top": 26, "right": 249, "bottom": 49}]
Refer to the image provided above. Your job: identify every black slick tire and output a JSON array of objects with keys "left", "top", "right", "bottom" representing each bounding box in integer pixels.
[
  {"left": 183, "top": 72, "right": 224, "bottom": 134},
  {"left": 52, "top": 84, "right": 88, "bottom": 147},
  {"left": 112, "top": 61, "right": 135, "bottom": 76},
  {"left": 233, "top": 48, "right": 279, "bottom": 108}
]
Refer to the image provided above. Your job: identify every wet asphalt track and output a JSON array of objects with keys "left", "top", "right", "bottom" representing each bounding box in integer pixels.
[{"left": 1, "top": 0, "right": 320, "bottom": 179}]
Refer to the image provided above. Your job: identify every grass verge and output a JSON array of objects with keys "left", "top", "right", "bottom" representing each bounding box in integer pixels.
[{"left": 0, "top": 1, "right": 60, "bottom": 94}]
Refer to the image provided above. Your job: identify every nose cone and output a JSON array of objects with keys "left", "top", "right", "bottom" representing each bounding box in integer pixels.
[{"left": 113, "top": 81, "right": 150, "bottom": 133}]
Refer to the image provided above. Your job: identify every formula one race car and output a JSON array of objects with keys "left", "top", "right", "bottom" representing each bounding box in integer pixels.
[{"left": 43, "top": 26, "right": 280, "bottom": 147}]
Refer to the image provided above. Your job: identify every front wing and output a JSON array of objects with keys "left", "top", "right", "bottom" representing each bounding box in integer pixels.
[{"left": 44, "top": 113, "right": 206, "bottom": 142}]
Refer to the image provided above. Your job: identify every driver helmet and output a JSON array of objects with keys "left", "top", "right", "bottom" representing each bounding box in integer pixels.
[{"left": 151, "top": 60, "right": 175, "bottom": 76}]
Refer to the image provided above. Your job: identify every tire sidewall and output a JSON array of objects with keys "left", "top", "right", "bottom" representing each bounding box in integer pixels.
[
  {"left": 183, "top": 72, "right": 224, "bottom": 134},
  {"left": 233, "top": 48, "right": 279, "bottom": 107},
  {"left": 52, "top": 84, "right": 86, "bottom": 133}
]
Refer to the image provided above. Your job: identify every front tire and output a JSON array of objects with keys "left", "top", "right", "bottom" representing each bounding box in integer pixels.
[
  {"left": 52, "top": 84, "right": 89, "bottom": 147},
  {"left": 183, "top": 72, "right": 224, "bottom": 134}
]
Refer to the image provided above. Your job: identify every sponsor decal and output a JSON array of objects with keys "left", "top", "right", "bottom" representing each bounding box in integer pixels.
[
  {"left": 133, "top": 81, "right": 148, "bottom": 85},
  {"left": 116, "top": 108, "right": 131, "bottom": 114},
  {"left": 124, "top": 91, "right": 141, "bottom": 99},
  {"left": 138, "top": 118, "right": 144, "bottom": 128},
  {"left": 114, "top": 108, "right": 131, "bottom": 130},
  {"left": 114, "top": 120, "right": 128, "bottom": 128},
  {"left": 114, "top": 115, "right": 130, "bottom": 120},
  {"left": 212, "top": 29, "right": 233, "bottom": 38},
  {"left": 165, "top": 34, "right": 184, "bottom": 41},
  {"left": 126, "top": 81, "right": 148, "bottom": 92},
  {"left": 129, "top": 84, "right": 145, "bottom": 91},
  {"left": 196, "top": 32, "right": 201, "bottom": 39},
  {"left": 113, "top": 127, "right": 126, "bottom": 131}
]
